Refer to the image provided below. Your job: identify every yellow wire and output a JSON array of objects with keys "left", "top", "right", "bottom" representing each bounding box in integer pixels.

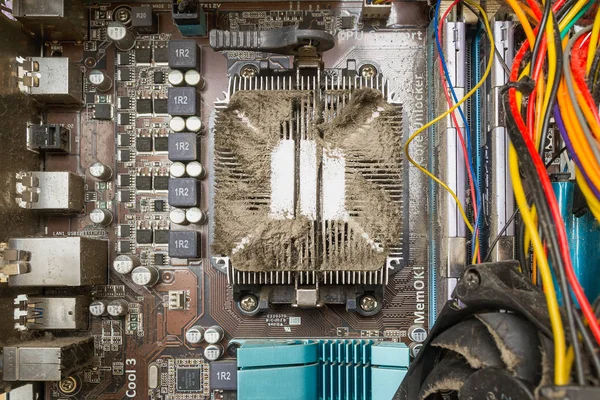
[
  {"left": 509, "top": 145, "right": 568, "bottom": 385},
  {"left": 575, "top": 169, "right": 600, "bottom": 221},
  {"left": 506, "top": 0, "right": 537, "bottom": 48},
  {"left": 559, "top": 0, "right": 594, "bottom": 33},
  {"left": 587, "top": 5, "right": 600, "bottom": 74},
  {"left": 537, "top": 9, "right": 557, "bottom": 146},
  {"left": 404, "top": 0, "right": 494, "bottom": 237}
]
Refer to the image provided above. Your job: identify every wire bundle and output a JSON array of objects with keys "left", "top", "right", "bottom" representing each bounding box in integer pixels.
[
  {"left": 405, "top": 0, "right": 600, "bottom": 387},
  {"left": 505, "top": 0, "right": 600, "bottom": 385}
]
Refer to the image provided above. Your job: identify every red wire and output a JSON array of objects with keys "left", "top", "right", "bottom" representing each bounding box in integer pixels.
[
  {"left": 509, "top": 37, "right": 600, "bottom": 343},
  {"left": 438, "top": 0, "right": 481, "bottom": 262},
  {"left": 526, "top": 0, "right": 543, "bottom": 21},
  {"left": 569, "top": 33, "right": 600, "bottom": 128}
]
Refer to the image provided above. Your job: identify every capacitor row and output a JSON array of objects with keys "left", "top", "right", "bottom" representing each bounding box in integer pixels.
[
  {"left": 186, "top": 325, "right": 226, "bottom": 361},
  {"left": 169, "top": 116, "right": 202, "bottom": 133}
]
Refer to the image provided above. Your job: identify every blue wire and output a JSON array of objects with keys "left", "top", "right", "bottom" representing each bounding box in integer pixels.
[{"left": 434, "top": 0, "right": 482, "bottom": 258}]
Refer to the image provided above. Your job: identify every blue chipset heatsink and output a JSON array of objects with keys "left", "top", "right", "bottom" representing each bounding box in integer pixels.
[{"left": 236, "top": 339, "right": 409, "bottom": 400}]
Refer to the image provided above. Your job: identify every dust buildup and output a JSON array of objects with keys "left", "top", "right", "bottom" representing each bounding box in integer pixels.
[{"left": 212, "top": 88, "right": 402, "bottom": 272}]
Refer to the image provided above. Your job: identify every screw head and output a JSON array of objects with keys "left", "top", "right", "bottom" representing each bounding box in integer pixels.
[
  {"left": 464, "top": 270, "right": 480, "bottom": 289},
  {"left": 240, "top": 294, "right": 258, "bottom": 312},
  {"left": 360, "top": 64, "right": 377, "bottom": 78},
  {"left": 359, "top": 295, "right": 378, "bottom": 312},
  {"left": 240, "top": 65, "right": 258, "bottom": 78},
  {"left": 59, "top": 376, "right": 77, "bottom": 394}
]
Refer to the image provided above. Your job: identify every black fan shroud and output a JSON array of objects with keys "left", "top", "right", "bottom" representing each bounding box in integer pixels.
[{"left": 395, "top": 261, "right": 555, "bottom": 400}]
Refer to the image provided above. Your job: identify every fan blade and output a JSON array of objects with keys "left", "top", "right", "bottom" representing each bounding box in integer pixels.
[
  {"left": 431, "top": 318, "right": 505, "bottom": 369},
  {"left": 417, "top": 358, "right": 474, "bottom": 400},
  {"left": 477, "top": 312, "right": 542, "bottom": 384},
  {"left": 459, "top": 367, "right": 535, "bottom": 400}
]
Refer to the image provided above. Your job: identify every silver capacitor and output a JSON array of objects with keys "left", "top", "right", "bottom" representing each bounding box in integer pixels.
[
  {"left": 169, "top": 208, "right": 188, "bottom": 225},
  {"left": 90, "top": 208, "right": 113, "bottom": 226},
  {"left": 170, "top": 162, "right": 187, "bottom": 178},
  {"left": 89, "top": 162, "right": 113, "bottom": 181},
  {"left": 107, "top": 21, "right": 136, "bottom": 51},
  {"left": 204, "top": 325, "right": 224, "bottom": 344},
  {"left": 185, "top": 325, "right": 205, "bottom": 344},
  {"left": 184, "top": 69, "right": 205, "bottom": 89},
  {"left": 89, "top": 300, "right": 108, "bottom": 317},
  {"left": 185, "top": 116, "right": 202, "bottom": 132},
  {"left": 185, "top": 161, "right": 206, "bottom": 179},
  {"left": 169, "top": 116, "right": 186, "bottom": 132},
  {"left": 113, "top": 254, "right": 141, "bottom": 275},
  {"left": 186, "top": 207, "right": 207, "bottom": 225},
  {"left": 167, "top": 70, "right": 185, "bottom": 86},
  {"left": 88, "top": 69, "right": 113, "bottom": 92},
  {"left": 131, "top": 265, "right": 160, "bottom": 287},
  {"left": 204, "top": 344, "right": 223, "bottom": 361},
  {"left": 107, "top": 299, "right": 129, "bottom": 317}
]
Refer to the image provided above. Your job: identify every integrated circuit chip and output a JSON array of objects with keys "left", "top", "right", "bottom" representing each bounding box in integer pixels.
[
  {"left": 136, "top": 136, "right": 153, "bottom": 152},
  {"left": 136, "top": 229, "right": 153, "bottom": 244},
  {"left": 176, "top": 367, "right": 201, "bottom": 392},
  {"left": 136, "top": 175, "right": 152, "bottom": 190}
]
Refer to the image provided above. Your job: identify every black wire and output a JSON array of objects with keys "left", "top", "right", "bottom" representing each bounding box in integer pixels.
[
  {"left": 484, "top": 147, "right": 567, "bottom": 264},
  {"left": 556, "top": 0, "right": 578, "bottom": 22},
  {"left": 574, "top": 310, "right": 600, "bottom": 380}
]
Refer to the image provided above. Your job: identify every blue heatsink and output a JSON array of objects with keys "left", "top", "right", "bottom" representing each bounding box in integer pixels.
[
  {"left": 236, "top": 339, "right": 409, "bottom": 400},
  {"left": 553, "top": 181, "right": 600, "bottom": 303}
]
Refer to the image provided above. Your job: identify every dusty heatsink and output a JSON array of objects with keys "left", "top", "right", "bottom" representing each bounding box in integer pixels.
[{"left": 210, "top": 74, "right": 404, "bottom": 283}]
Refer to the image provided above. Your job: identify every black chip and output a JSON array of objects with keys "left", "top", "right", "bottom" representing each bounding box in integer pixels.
[
  {"left": 118, "top": 174, "right": 131, "bottom": 187},
  {"left": 154, "top": 253, "right": 165, "bottom": 265},
  {"left": 85, "top": 92, "right": 95, "bottom": 104},
  {"left": 153, "top": 46, "right": 169, "bottom": 63},
  {"left": 118, "top": 224, "right": 131, "bottom": 238},
  {"left": 136, "top": 175, "right": 152, "bottom": 190},
  {"left": 118, "top": 96, "right": 131, "bottom": 109},
  {"left": 117, "top": 68, "right": 132, "bottom": 81},
  {"left": 118, "top": 149, "right": 131, "bottom": 162},
  {"left": 118, "top": 133, "right": 131, "bottom": 147},
  {"left": 341, "top": 16, "right": 355, "bottom": 29},
  {"left": 153, "top": 98, "right": 168, "bottom": 114},
  {"left": 118, "top": 190, "right": 132, "bottom": 202},
  {"left": 136, "top": 229, "right": 153, "bottom": 244},
  {"left": 135, "top": 47, "right": 152, "bottom": 64},
  {"left": 136, "top": 136, "right": 153, "bottom": 152},
  {"left": 118, "top": 113, "right": 131, "bottom": 126},
  {"left": 154, "top": 230, "right": 169, "bottom": 244},
  {"left": 117, "top": 53, "right": 131, "bottom": 66},
  {"left": 153, "top": 71, "right": 164, "bottom": 84},
  {"left": 94, "top": 103, "right": 112, "bottom": 120},
  {"left": 154, "top": 136, "right": 169, "bottom": 151},
  {"left": 176, "top": 368, "right": 201, "bottom": 392},
  {"left": 118, "top": 240, "right": 131, "bottom": 253},
  {"left": 154, "top": 200, "right": 165, "bottom": 212},
  {"left": 136, "top": 98, "right": 153, "bottom": 114},
  {"left": 154, "top": 176, "right": 169, "bottom": 190}
]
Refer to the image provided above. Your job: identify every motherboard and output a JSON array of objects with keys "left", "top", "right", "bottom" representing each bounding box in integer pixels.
[{"left": 0, "top": 1, "right": 435, "bottom": 399}]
